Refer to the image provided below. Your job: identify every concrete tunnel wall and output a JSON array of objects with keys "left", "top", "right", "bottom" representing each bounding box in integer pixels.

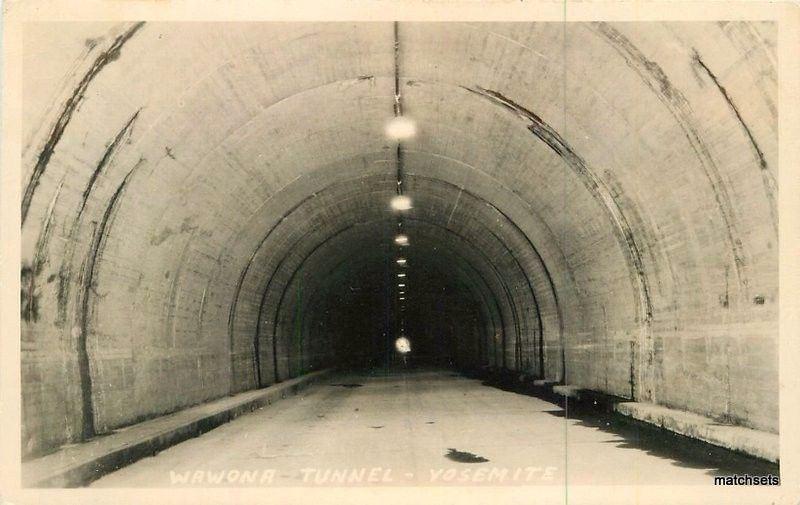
[{"left": 20, "top": 21, "right": 778, "bottom": 458}]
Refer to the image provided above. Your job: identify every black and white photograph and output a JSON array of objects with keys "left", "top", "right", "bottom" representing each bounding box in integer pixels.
[{"left": 1, "top": 2, "right": 798, "bottom": 504}]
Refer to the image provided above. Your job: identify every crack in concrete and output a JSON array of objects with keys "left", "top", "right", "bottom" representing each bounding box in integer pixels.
[
  {"left": 77, "top": 110, "right": 141, "bottom": 222},
  {"left": 691, "top": 49, "right": 778, "bottom": 232}
]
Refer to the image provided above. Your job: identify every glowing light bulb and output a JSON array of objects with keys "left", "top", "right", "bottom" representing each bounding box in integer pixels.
[
  {"left": 385, "top": 116, "right": 417, "bottom": 141},
  {"left": 397, "top": 273, "right": 406, "bottom": 278},
  {"left": 390, "top": 195, "right": 413, "bottom": 211},
  {"left": 394, "top": 234, "right": 409, "bottom": 246},
  {"left": 396, "top": 258, "right": 407, "bottom": 266},
  {"left": 395, "top": 336, "right": 411, "bottom": 354}
]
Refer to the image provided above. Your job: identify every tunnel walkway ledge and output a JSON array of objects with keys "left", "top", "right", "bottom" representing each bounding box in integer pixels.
[
  {"left": 468, "top": 369, "right": 778, "bottom": 463},
  {"left": 614, "top": 401, "right": 779, "bottom": 463},
  {"left": 546, "top": 383, "right": 779, "bottom": 463},
  {"left": 21, "top": 369, "right": 334, "bottom": 488}
]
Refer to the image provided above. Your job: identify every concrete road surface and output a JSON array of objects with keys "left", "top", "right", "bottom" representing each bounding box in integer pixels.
[{"left": 91, "top": 368, "right": 775, "bottom": 487}]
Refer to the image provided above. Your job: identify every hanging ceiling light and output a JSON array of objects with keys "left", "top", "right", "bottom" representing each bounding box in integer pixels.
[
  {"left": 390, "top": 194, "right": 413, "bottom": 211},
  {"left": 396, "top": 258, "right": 407, "bottom": 266},
  {"left": 395, "top": 336, "right": 411, "bottom": 354},
  {"left": 384, "top": 116, "right": 417, "bottom": 141},
  {"left": 394, "top": 234, "right": 409, "bottom": 246}
]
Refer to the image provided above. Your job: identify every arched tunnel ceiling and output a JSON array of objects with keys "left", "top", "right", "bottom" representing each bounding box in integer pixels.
[{"left": 19, "top": 20, "right": 779, "bottom": 453}]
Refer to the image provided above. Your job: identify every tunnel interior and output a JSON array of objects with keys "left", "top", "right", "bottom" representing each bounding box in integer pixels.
[
  {"left": 240, "top": 170, "right": 546, "bottom": 381},
  {"left": 19, "top": 21, "right": 778, "bottom": 459}
]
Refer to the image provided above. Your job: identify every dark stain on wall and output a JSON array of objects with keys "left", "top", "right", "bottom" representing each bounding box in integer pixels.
[
  {"left": 20, "top": 265, "right": 39, "bottom": 323},
  {"left": 720, "top": 265, "right": 730, "bottom": 308},
  {"left": 150, "top": 217, "right": 200, "bottom": 247},
  {"left": 21, "top": 22, "right": 145, "bottom": 225},
  {"left": 56, "top": 267, "right": 72, "bottom": 327},
  {"left": 629, "top": 341, "right": 637, "bottom": 399},
  {"left": 22, "top": 182, "right": 63, "bottom": 322},
  {"left": 84, "top": 37, "right": 102, "bottom": 50}
]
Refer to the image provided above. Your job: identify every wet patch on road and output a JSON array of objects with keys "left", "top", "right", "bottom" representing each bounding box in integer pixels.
[{"left": 445, "top": 448, "right": 489, "bottom": 463}]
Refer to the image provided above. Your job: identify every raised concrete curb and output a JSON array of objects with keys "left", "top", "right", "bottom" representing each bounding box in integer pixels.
[
  {"left": 615, "top": 401, "right": 779, "bottom": 463},
  {"left": 22, "top": 369, "right": 334, "bottom": 488},
  {"left": 470, "top": 369, "right": 778, "bottom": 464}
]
